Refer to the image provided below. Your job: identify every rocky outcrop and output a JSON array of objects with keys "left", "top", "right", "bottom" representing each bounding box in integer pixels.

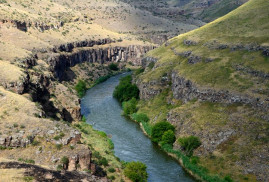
[
  {"left": 141, "top": 57, "right": 158, "bottom": 67},
  {"left": 52, "top": 38, "right": 116, "bottom": 53},
  {"left": 68, "top": 149, "right": 92, "bottom": 171},
  {"left": 137, "top": 76, "right": 170, "bottom": 100},
  {"left": 0, "top": 134, "right": 34, "bottom": 148},
  {"left": 171, "top": 71, "right": 269, "bottom": 110},
  {"left": 0, "top": 19, "right": 64, "bottom": 32},
  {"left": 48, "top": 45, "right": 155, "bottom": 80},
  {"left": 1, "top": 76, "right": 29, "bottom": 94}
]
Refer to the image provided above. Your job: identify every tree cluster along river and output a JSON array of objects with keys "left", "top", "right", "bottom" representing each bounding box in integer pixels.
[{"left": 81, "top": 73, "right": 194, "bottom": 182}]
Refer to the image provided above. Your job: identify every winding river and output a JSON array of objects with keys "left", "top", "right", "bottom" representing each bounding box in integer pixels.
[{"left": 81, "top": 73, "right": 194, "bottom": 182}]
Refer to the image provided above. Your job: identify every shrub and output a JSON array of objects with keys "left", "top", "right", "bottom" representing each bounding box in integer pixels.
[
  {"left": 61, "top": 156, "right": 69, "bottom": 165},
  {"left": 190, "top": 156, "right": 200, "bottom": 165},
  {"left": 55, "top": 144, "right": 63, "bottom": 150},
  {"left": 75, "top": 80, "right": 87, "bottom": 98},
  {"left": 131, "top": 113, "right": 149, "bottom": 123},
  {"left": 161, "top": 130, "right": 176, "bottom": 145},
  {"left": 54, "top": 135, "right": 61, "bottom": 140},
  {"left": 99, "top": 157, "right": 109, "bottom": 166},
  {"left": 82, "top": 115, "right": 87, "bottom": 122},
  {"left": 18, "top": 158, "right": 35, "bottom": 164},
  {"left": 32, "top": 140, "right": 40, "bottom": 146},
  {"left": 224, "top": 176, "right": 234, "bottom": 182},
  {"left": 113, "top": 75, "right": 139, "bottom": 103},
  {"left": 93, "top": 151, "right": 102, "bottom": 159},
  {"left": 108, "top": 167, "right": 116, "bottom": 173},
  {"left": 108, "top": 63, "right": 119, "bottom": 71},
  {"left": 108, "top": 175, "right": 116, "bottom": 180},
  {"left": 151, "top": 121, "right": 175, "bottom": 143},
  {"left": 108, "top": 139, "right": 114, "bottom": 150},
  {"left": 122, "top": 98, "right": 137, "bottom": 116},
  {"left": 147, "top": 62, "right": 155, "bottom": 69},
  {"left": 134, "top": 68, "right": 144, "bottom": 75},
  {"left": 56, "top": 164, "right": 63, "bottom": 171},
  {"left": 178, "top": 136, "right": 201, "bottom": 156},
  {"left": 124, "top": 161, "right": 148, "bottom": 182}
]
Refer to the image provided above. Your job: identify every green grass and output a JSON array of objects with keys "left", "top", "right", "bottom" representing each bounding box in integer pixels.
[{"left": 140, "top": 0, "right": 269, "bottom": 99}]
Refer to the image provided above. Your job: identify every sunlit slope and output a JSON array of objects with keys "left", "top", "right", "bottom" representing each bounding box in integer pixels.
[{"left": 142, "top": 0, "right": 269, "bottom": 99}]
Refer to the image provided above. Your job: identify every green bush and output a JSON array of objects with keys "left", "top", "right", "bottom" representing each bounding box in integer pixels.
[
  {"left": 57, "top": 164, "right": 63, "bottom": 171},
  {"left": 178, "top": 136, "right": 201, "bottom": 156},
  {"left": 161, "top": 130, "right": 176, "bottom": 145},
  {"left": 148, "top": 62, "right": 155, "bottom": 69},
  {"left": 134, "top": 68, "right": 144, "bottom": 75},
  {"left": 61, "top": 156, "right": 69, "bottom": 165},
  {"left": 108, "top": 139, "right": 114, "bottom": 150},
  {"left": 124, "top": 161, "right": 148, "bottom": 182},
  {"left": 99, "top": 157, "right": 109, "bottom": 166},
  {"left": 108, "top": 175, "right": 116, "bottom": 180},
  {"left": 82, "top": 115, "right": 87, "bottom": 122},
  {"left": 55, "top": 144, "right": 63, "bottom": 150},
  {"left": 122, "top": 98, "right": 137, "bottom": 116},
  {"left": 32, "top": 140, "right": 40, "bottom": 146},
  {"left": 113, "top": 75, "right": 139, "bottom": 103},
  {"left": 108, "top": 63, "right": 119, "bottom": 71},
  {"left": 151, "top": 121, "right": 175, "bottom": 143},
  {"left": 108, "top": 167, "right": 116, "bottom": 173},
  {"left": 131, "top": 113, "right": 149, "bottom": 123},
  {"left": 224, "top": 176, "right": 234, "bottom": 182},
  {"left": 75, "top": 80, "right": 87, "bottom": 98},
  {"left": 18, "top": 158, "right": 35, "bottom": 164}
]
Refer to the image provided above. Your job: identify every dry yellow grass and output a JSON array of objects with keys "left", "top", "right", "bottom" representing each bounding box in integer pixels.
[
  {"left": 0, "top": 61, "right": 24, "bottom": 83},
  {"left": 0, "top": 168, "right": 25, "bottom": 182}
]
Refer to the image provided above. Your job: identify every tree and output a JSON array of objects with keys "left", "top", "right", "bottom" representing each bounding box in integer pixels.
[
  {"left": 124, "top": 161, "right": 148, "bottom": 182},
  {"left": 161, "top": 130, "right": 176, "bottom": 145},
  {"left": 108, "top": 63, "right": 119, "bottom": 71},
  {"left": 75, "top": 80, "right": 87, "bottom": 98},
  {"left": 151, "top": 121, "right": 175, "bottom": 143},
  {"left": 113, "top": 75, "right": 139, "bottom": 103},
  {"left": 123, "top": 98, "right": 137, "bottom": 116},
  {"left": 178, "top": 136, "right": 201, "bottom": 156}
]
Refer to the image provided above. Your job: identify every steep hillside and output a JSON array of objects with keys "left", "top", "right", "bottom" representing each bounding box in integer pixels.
[
  {"left": 120, "top": 0, "right": 248, "bottom": 23},
  {"left": 136, "top": 0, "right": 269, "bottom": 181},
  {"left": 0, "top": 0, "right": 156, "bottom": 181}
]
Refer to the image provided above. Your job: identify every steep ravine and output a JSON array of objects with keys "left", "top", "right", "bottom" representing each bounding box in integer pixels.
[{"left": 0, "top": 35, "right": 155, "bottom": 180}]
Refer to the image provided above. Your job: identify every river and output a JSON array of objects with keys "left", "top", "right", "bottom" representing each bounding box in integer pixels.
[{"left": 81, "top": 73, "right": 194, "bottom": 182}]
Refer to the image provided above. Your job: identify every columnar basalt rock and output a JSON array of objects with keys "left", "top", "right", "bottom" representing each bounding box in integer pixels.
[
  {"left": 68, "top": 149, "right": 92, "bottom": 171},
  {"left": 171, "top": 71, "right": 269, "bottom": 111},
  {"left": 47, "top": 45, "right": 155, "bottom": 80},
  {"left": 0, "top": 135, "right": 34, "bottom": 148},
  {"left": 52, "top": 38, "right": 116, "bottom": 53},
  {"left": 0, "top": 19, "right": 64, "bottom": 32}
]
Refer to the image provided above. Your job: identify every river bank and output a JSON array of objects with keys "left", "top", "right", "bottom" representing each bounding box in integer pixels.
[{"left": 81, "top": 73, "right": 194, "bottom": 182}]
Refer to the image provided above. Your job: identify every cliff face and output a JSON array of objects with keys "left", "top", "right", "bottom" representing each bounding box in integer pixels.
[
  {"left": 0, "top": 19, "right": 64, "bottom": 32},
  {"left": 48, "top": 43, "right": 155, "bottom": 80}
]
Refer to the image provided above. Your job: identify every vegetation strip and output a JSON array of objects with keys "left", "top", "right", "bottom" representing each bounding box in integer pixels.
[{"left": 113, "top": 74, "right": 234, "bottom": 182}]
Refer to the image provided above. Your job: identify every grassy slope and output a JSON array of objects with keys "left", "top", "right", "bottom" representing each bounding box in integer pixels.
[
  {"left": 142, "top": 0, "right": 269, "bottom": 99},
  {"left": 137, "top": 0, "right": 269, "bottom": 181}
]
